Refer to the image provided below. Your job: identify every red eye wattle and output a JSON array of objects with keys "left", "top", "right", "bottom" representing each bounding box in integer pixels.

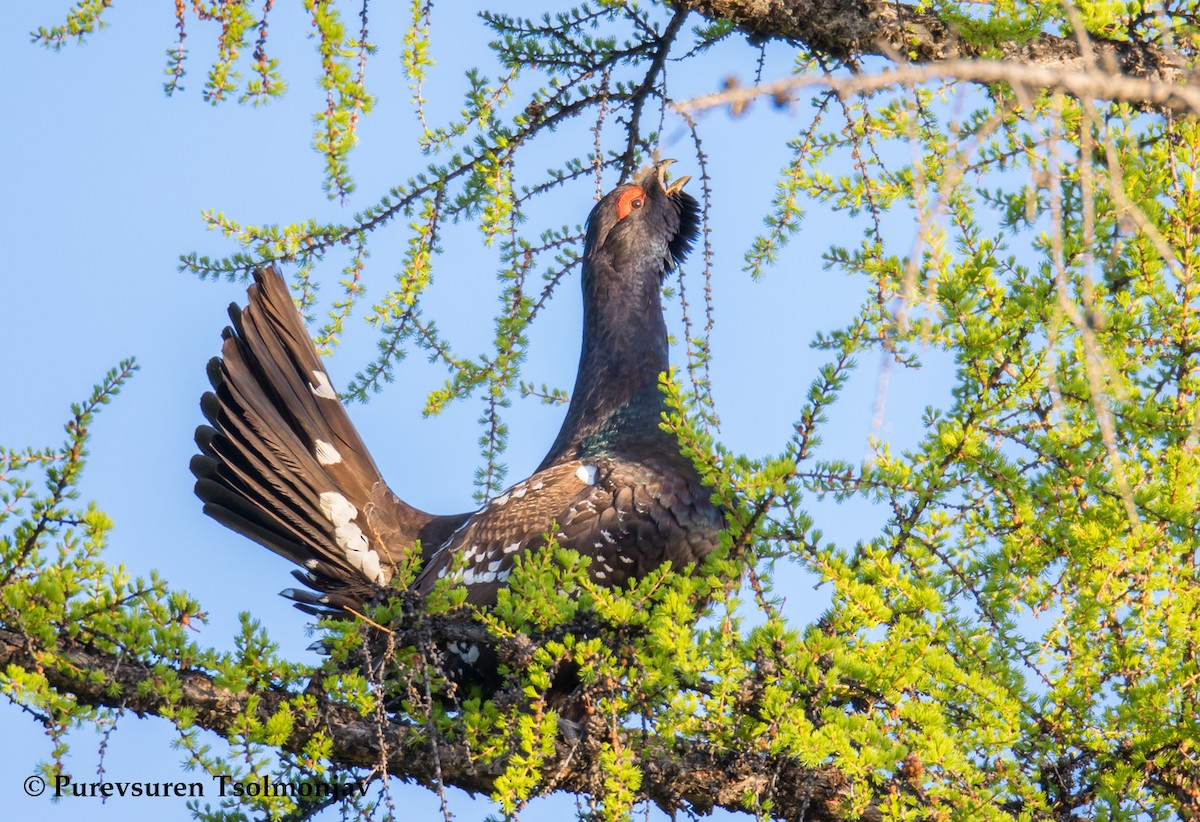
[{"left": 616, "top": 187, "right": 645, "bottom": 220}]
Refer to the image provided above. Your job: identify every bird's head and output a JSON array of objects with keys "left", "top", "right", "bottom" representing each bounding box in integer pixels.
[{"left": 584, "top": 160, "right": 701, "bottom": 277}]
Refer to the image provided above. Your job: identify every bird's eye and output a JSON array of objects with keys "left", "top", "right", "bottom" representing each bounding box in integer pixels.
[{"left": 616, "top": 187, "right": 646, "bottom": 220}]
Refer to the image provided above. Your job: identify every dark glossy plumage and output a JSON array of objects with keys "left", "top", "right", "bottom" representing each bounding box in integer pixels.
[{"left": 192, "top": 161, "right": 722, "bottom": 681}]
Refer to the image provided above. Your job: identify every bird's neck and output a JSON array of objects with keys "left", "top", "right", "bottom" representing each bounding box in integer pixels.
[{"left": 539, "top": 262, "right": 670, "bottom": 468}]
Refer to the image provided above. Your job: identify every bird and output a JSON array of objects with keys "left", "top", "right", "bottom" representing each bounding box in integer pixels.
[{"left": 190, "top": 160, "right": 724, "bottom": 691}]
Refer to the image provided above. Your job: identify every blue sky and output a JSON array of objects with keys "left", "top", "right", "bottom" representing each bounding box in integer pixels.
[{"left": 0, "top": 3, "right": 944, "bottom": 819}]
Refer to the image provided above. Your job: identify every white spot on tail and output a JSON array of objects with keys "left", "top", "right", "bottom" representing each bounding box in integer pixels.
[
  {"left": 319, "top": 492, "right": 385, "bottom": 583},
  {"left": 319, "top": 492, "right": 358, "bottom": 525},
  {"left": 575, "top": 464, "right": 598, "bottom": 485},
  {"left": 357, "top": 549, "right": 384, "bottom": 584},
  {"left": 335, "top": 521, "right": 368, "bottom": 552},
  {"left": 309, "top": 370, "right": 338, "bottom": 400},
  {"left": 314, "top": 439, "right": 342, "bottom": 465}
]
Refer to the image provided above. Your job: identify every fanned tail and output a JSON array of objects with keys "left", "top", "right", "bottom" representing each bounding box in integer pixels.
[{"left": 191, "top": 265, "right": 449, "bottom": 612}]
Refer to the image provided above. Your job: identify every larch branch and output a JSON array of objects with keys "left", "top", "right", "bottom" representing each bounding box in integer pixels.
[
  {"left": 0, "top": 627, "right": 874, "bottom": 821},
  {"left": 672, "top": 0, "right": 1190, "bottom": 83}
]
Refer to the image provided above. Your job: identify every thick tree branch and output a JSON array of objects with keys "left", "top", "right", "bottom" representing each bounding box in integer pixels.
[
  {"left": 0, "top": 627, "right": 875, "bottom": 821},
  {"left": 673, "top": 0, "right": 1190, "bottom": 82}
]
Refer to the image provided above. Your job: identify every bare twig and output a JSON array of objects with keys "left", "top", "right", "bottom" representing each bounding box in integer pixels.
[{"left": 674, "top": 59, "right": 1200, "bottom": 117}]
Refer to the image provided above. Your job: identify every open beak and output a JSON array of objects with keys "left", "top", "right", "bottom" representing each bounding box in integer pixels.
[
  {"left": 655, "top": 159, "right": 691, "bottom": 195},
  {"left": 666, "top": 174, "right": 691, "bottom": 195}
]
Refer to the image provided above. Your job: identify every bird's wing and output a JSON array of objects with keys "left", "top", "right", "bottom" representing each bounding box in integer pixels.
[
  {"left": 191, "top": 265, "right": 461, "bottom": 608},
  {"left": 413, "top": 458, "right": 721, "bottom": 606}
]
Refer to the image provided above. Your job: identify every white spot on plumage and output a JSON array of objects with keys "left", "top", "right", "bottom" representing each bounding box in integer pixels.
[
  {"left": 487, "top": 559, "right": 502, "bottom": 573},
  {"left": 305, "top": 559, "right": 319, "bottom": 570},
  {"left": 358, "top": 548, "right": 384, "bottom": 583},
  {"left": 460, "top": 644, "right": 480, "bottom": 665},
  {"left": 309, "top": 370, "right": 338, "bottom": 400},
  {"left": 476, "top": 570, "right": 497, "bottom": 584},
  {"left": 342, "top": 542, "right": 387, "bottom": 584},
  {"left": 319, "top": 492, "right": 358, "bottom": 526},
  {"left": 334, "top": 520, "right": 368, "bottom": 551},
  {"left": 564, "top": 498, "right": 596, "bottom": 525},
  {"left": 502, "top": 542, "right": 521, "bottom": 555},
  {"left": 511, "top": 485, "right": 528, "bottom": 499},
  {"left": 531, "top": 480, "right": 544, "bottom": 491},
  {"left": 318, "top": 492, "right": 385, "bottom": 583},
  {"left": 314, "top": 439, "right": 342, "bottom": 465},
  {"left": 595, "top": 570, "right": 607, "bottom": 580},
  {"left": 601, "top": 530, "right": 616, "bottom": 545},
  {"left": 619, "top": 554, "right": 634, "bottom": 564},
  {"left": 493, "top": 493, "right": 511, "bottom": 506},
  {"left": 497, "top": 568, "right": 512, "bottom": 583},
  {"left": 575, "top": 464, "right": 598, "bottom": 485}
]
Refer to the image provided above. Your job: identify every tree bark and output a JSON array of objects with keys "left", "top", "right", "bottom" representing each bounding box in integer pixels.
[
  {"left": 676, "top": 0, "right": 1188, "bottom": 83},
  {"left": 0, "top": 627, "right": 875, "bottom": 821}
]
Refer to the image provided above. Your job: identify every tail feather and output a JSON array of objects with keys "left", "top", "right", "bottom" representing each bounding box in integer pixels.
[
  {"left": 192, "top": 470, "right": 313, "bottom": 567},
  {"left": 192, "top": 429, "right": 328, "bottom": 560},
  {"left": 200, "top": 363, "right": 334, "bottom": 539},
  {"left": 234, "top": 276, "right": 382, "bottom": 504},
  {"left": 193, "top": 264, "right": 443, "bottom": 607},
  {"left": 206, "top": 357, "right": 331, "bottom": 518}
]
